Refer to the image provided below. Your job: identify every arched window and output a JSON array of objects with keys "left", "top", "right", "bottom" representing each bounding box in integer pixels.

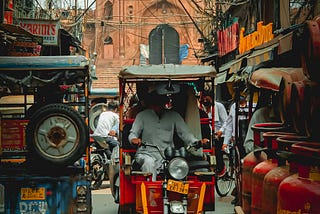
[
  {"left": 104, "top": 36, "right": 113, "bottom": 44},
  {"left": 104, "top": 1, "right": 113, "bottom": 20},
  {"left": 103, "top": 36, "right": 113, "bottom": 59}
]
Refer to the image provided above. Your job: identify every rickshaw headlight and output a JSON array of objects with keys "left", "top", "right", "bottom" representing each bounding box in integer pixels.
[{"left": 168, "top": 157, "right": 189, "bottom": 180}]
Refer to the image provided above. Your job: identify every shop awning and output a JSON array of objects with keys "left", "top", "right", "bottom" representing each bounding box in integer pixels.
[
  {"left": 247, "top": 43, "right": 278, "bottom": 67},
  {"left": 219, "top": 57, "right": 243, "bottom": 74},
  {"left": 214, "top": 71, "right": 227, "bottom": 85}
]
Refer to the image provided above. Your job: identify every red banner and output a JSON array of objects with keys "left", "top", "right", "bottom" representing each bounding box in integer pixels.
[
  {"left": 1, "top": 120, "right": 28, "bottom": 153},
  {"left": 218, "top": 22, "right": 239, "bottom": 56}
]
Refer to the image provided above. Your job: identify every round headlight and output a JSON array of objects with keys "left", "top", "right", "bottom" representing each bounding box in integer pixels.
[{"left": 168, "top": 157, "right": 189, "bottom": 180}]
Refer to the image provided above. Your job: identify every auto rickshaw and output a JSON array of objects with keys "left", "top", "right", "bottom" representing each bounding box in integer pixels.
[{"left": 117, "top": 64, "right": 217, "bottom": 213}]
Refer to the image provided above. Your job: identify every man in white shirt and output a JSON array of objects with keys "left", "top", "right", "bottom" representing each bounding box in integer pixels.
[
  {"left": 217, "top": 96, "right": 248, "bottom": 151},
  {"left": 92, "top": 101, "right": 119, "bottom": 156},
  {"left": 202, "top": 97, "right": 228, "bottom": 133},
  {"left": 200, "top": 91, "right": 228, "bottom": 177}
]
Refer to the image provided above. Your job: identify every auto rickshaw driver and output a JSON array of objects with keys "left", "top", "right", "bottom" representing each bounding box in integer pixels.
[{"left": 128, "top": 85, "right": 209, "bottom": 181}]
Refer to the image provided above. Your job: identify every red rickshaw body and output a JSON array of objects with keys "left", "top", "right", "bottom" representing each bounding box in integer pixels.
[{"left": 118, "top": 64, "right": 217, "bottom": 213}]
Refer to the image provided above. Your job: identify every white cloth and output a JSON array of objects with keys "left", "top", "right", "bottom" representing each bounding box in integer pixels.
[
  {"left": 220, "top": 102, "right": 249, "bottom": 145},
  {"left": 202, "top": 101, "right": 227, "bottom": 133},
  {"left": 214, "top": 101, "right": 228, "bottom": 132},
  {"left": 92, "top": 111, "right": 119, "bottom": 138}
]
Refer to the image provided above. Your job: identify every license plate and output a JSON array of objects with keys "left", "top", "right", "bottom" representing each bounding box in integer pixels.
[
  {"left": 21, "top": 187, "right": 45, "bottom": 200},
  {"left": 167, "top": 179, "right": 189, "bottom": 194}
]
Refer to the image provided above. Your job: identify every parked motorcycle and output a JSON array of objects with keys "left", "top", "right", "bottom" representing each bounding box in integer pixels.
[
  {"left": 89, "top": 102, "right": 118, "bottom": 190},
  {"left": 90, "top": 140, "right": 111, "bottom": 190}
]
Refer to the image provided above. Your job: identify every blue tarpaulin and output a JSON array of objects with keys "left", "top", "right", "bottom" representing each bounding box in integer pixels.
[{"left": 179, "top": 44, "right": 189, "bottom": 62}]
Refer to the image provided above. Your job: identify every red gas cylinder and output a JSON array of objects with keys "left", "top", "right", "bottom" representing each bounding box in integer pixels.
[
  {"left": 261, "top": 134, "right": 308, "bottom": 214},
  {"left": 278, "top": 142, "right": 320, "bottom": 213},
  {"left": 276, "top": 135, "right": 310, "bottom": 151},
  {"left": 251, "top": 123, "right": 287, "bottom": 148},
  {"left": 251, "top": 159, "right": 278, "bottom": 214},
  {"left": 263, "top": 131, "right": 297, "bottom": 151},
  {"left": 241, "top": 122, "right": 286, "bottom": 214},
  {"left": 242, "top": 150, "right": 267, "bottom": 213},
  {"left": 250, "top": 132, "right": 294, "bottom": 214}
]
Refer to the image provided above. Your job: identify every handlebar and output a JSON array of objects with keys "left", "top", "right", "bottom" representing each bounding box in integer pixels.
[
  {"left": 141, "top": 140, "right": 207, "bottom": 159},
  {"left": 186, "top": 140, "right": 202, "bottom": 151},
  {"left": 140, "top": 142, "right": 166, "bottom": 160}
]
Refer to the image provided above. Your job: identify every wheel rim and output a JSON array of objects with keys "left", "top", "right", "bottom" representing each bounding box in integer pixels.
[
  {"left": 234, "top": 146, "right": 242, "bottom": 206},
  {"left": 92, "top": 160, "right": 104, "bottom": 179},
  {"left": 215, "top": 152, "right": 234, "bottom": 197},
  {"left": 35, "top": 115, "right": 79, "bottom": 160}
]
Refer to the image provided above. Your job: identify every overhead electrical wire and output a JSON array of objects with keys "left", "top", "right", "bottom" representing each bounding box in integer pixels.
[{"left": 33, "top": 0, "right": 214, "bottom": 59}]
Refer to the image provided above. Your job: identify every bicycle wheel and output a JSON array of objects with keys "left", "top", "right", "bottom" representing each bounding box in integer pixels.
[
  {"left": 234, "top": 145, "right": 242, "bottom": 206},
  {"left": 215, "top": 150, "right": 235, "bottom": 197}
]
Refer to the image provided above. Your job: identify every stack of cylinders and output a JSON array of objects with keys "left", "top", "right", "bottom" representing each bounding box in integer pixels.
[
  {"left": 278, "top": 142, "right": 320, "bottom": 213},
  {"left": 241, "top": 122, "right": 286, "bottom": 213},
  {"left": 261, "top": 134, "right": 309, "bottom": 214},
  {"left": 250, "top": 132, "right": 296, "bottom": 214}
]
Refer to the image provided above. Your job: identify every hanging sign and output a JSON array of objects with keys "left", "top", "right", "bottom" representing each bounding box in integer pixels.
[
  {"left": 17, "top": 19, "right": 60, "bottom": 45},
  {"left": 239, "top": 21, "right": 274, "bottom": 54},
  {"left": 217, "top": 22, "right": 239, "bottom": 56}
]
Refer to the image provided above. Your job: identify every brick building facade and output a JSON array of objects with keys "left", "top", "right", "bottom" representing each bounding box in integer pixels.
[{"left": 81, "top": 0, "right": 208, "bottom": 91}]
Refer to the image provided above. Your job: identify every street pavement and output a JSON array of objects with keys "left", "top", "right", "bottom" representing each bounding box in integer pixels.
[{"left": 92, "top": 181, "right": 236, "bottom": 213}]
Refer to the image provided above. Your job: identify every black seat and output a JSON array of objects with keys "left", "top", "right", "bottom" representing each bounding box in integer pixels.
[
  {"left": 121, "top": 123, "right": 138, "bottom": 150},
  {"left": 188, "top": 160, "right": 210, "bottom": 173}
]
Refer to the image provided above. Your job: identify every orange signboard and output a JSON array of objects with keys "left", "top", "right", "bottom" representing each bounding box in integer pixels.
[{"left": 239, "top": 21, "right": 274, "bottom": 54}]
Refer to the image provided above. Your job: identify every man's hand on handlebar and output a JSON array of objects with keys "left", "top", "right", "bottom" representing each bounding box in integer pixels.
[
  {"left": 222, "top": 143, "right": 228, "bottom": 151},
  {"left": 200, "top": 138, "right": 210, "bottom": 145},
  {"left": 131, "top": 138, "right": 142, "bottom": 147},
  {"left": 108, "top": 130, "right": 117, "bottom": 137},
  {"left": 215, "top": 130, "right": 223, "bottom": 139},
  {"left": 187, "top": 139, "right": 210, "bottom": 150}
]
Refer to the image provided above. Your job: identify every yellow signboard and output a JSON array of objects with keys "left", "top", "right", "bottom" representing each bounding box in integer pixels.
[
  {"left": 21, "top": 187, "right": 46, "bottom": 200},
  {"left": 239, "top": 21, "right": 274, "bottom": 54}
]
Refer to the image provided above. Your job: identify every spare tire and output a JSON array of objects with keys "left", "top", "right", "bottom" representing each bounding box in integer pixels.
[{"left": 26, "top": 103, "right": 88, "bottom": 166}]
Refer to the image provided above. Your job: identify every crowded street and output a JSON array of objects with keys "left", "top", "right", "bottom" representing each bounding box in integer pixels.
[{"left": 0, "top": 0, "right": 320, "bottom": 213}]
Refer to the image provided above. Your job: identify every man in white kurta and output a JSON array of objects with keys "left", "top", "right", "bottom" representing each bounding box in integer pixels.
[{"left": 129, "top": 93, "right": 206, "bottom": 181}]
